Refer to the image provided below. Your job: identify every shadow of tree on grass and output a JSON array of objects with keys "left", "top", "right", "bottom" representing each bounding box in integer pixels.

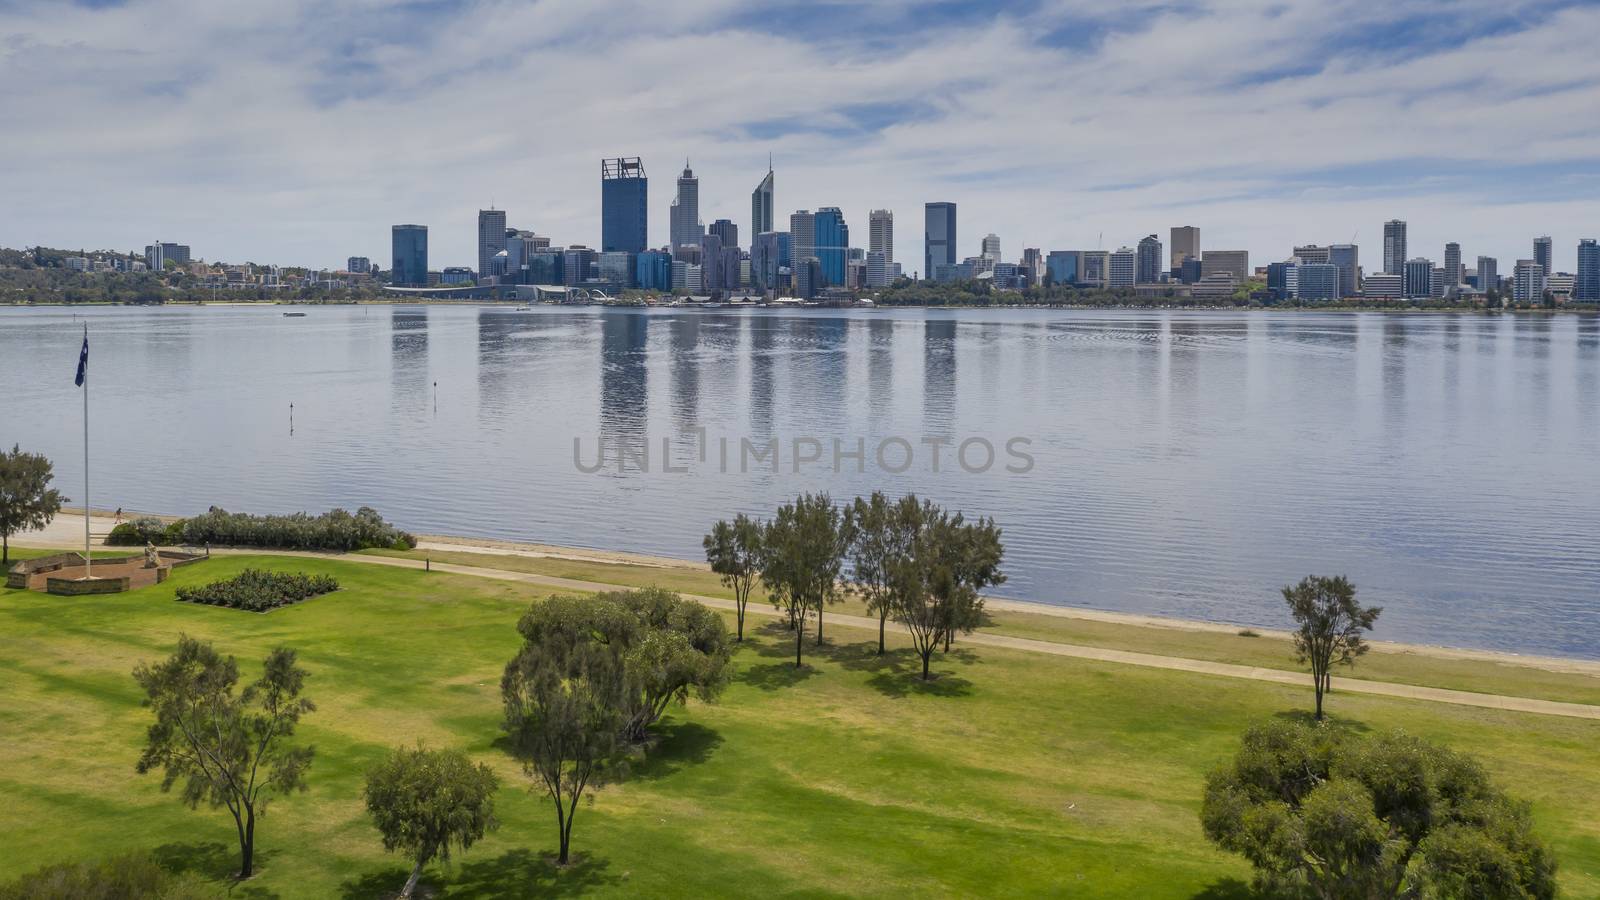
[
  {"left": 339, "top": 850, "right": 616, "bottom": 900},
  {"left": 629, "top": 720, "right": 724, "bottom": 781},
  {"left": 1191, "top": 877, "right": 1262, "bottom": 899}
]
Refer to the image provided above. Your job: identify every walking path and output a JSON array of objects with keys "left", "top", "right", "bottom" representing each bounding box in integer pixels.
[{"left": 15, "top": 514, "right": 1600, "bottom": 721}]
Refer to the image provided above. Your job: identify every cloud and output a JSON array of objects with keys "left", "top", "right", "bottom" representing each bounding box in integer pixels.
[{"left": 1, "top": 0, "right": 1596, "bottom": 271}]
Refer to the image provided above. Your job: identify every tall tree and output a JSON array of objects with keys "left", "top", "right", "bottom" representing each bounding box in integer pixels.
[
  {"left": 1281, "top": 575, "right": 1381, "bottom": 720},
  {"left": 364, "top": 744, "right": 499, "bottom": 899},
  {"left": 847, "top": 492, "right": 917, "bottom": 656},
  {"left": 888, "top": 502, "right": 1006, "bottom": 680},
  {"left": 1202, "top": 720, "right": 1557, "bottom": 897},
  {"left": 502, "top": 622, "right": 627, "bottom": 866},
  {"left": 702, "top": 513, "right": 767, "bottom": 642},
  {"left": 134, "top": 637, "right": 315, "bottom": 879},
  {"left": 0, "top": 444, "right": 66, "bottom": 567},
  {"left": 760, "top": 493, "right": 851, "bottom": 666}
]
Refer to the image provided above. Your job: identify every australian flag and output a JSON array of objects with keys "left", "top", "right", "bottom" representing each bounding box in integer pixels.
[{"left": 74, "top": 328, "right": 88, "bottom": 387}]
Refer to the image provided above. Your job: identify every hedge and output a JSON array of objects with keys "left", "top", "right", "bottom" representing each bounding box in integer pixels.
[
  {"left": 109, "top": 506, "right": 416, "bottom": 552},
  {"left": 175, "top": 569, "right": 339, "bottom": 612}
]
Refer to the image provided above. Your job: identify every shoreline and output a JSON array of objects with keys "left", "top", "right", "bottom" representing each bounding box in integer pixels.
[{"left": 25, "top": 509, "right": 1600, "bottom": 676}]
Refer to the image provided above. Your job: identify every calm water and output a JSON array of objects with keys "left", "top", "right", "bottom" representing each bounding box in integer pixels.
[{"left": 2, "top": 305, "right": 1597, "bottom": 658}]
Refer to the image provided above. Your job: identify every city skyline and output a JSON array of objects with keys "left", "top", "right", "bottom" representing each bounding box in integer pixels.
[{"left": 2, "top": 1, "right": 1598, "bottom": 272}]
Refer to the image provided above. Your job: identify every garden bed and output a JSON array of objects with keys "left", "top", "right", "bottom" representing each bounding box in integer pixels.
[{"left": 174, "top": 569, "right": 339, "bottom": 612}]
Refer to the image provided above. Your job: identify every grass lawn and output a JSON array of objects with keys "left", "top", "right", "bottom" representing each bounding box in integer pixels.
[
  {"left": 1, "top": 554, "right": 1596, "bottom": 898},
  {"left": 364, "top": 547, "right": 1600, "bottom": 706}
]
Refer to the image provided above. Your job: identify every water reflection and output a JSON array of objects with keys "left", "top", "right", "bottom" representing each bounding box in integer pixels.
[
  {"left": 390, "top": 307, "right": 428, "bottom": 415},
  {"left": 598, "top": 311, "right": 649, "bottom": 471},
  {"left": 922, "top": 319, "right": 957, "bottom": 437}
]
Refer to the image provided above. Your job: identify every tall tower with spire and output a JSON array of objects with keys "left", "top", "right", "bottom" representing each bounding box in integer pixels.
[
  {"left": 670, "top": 161, "right": 703, "bottom": 250},
  {"left": 751, "top": 155, "right": 774, "bottom": 239}
]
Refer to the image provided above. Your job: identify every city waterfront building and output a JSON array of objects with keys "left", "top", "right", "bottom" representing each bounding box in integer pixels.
[
  {"left": 1109, "top": 248, "right": 1137, "bottom": 289},
  {"left": 563, "top": 246, "right": 597, "bottom": 287},
  {"left": 598, "top": 251, "right": 635, "bottom": 288},
  {"left": 601, "top": 157, "right": 648, "bottom": 254},
  {"left": 982, "top": 233, "right": 1002, "bottom": 262},
  {"left": 789, "top": 211, "right": 816, "bottom": 289},
  {"left": 1576, "top": 239, "right": 1599, "bottom": 302},
  {"left": 527, "top": 249, "right": 564, "bottom": 286},
  {"left": 477, "top": 208, "right": 507, "bottom": 281},
  {"left": 924, "top": 202, "right": 957, "bottom": 281},
  {"left": 1081, "top": 250, "right": 1109, "bottom": 287},
  {"left": 1363, "top": 272, "right": 1402, "bottom": 298},
  {"left": 1513, "top": 259, "right": 1546, "bottom": 303},
  {"left": 1201, "top": 250, "right": 1249, "bottom": 283},
  {"left": 144, "top": 241, "right": 165, "bottom": 273},
  {"left": 439, "top": 266, "right": 473, "bottom": 285},
  {"left": 1267, "top": 261, "right": 1296, "bottom": 299},
  {"left": 1534, "top": 236, "right": 1553, "bottom": 276},
  {"left": 869, "top": 209, "right": 893, "bottom": 269},
  {"left": 751, "top": 231, "right": 791, "bottom": 291},
  {"left": 635, "top": 250, "right": 672, "bottom": 291},
  {"left": 670, "top": 163, "right": 702, "bottom": 250},
  {"left": 1170, "top": 226, "right": 1199, "bottom": 273},
  {"left": 1383, "top": 220, "right": 1407, "bottom": 275},
  {"left": 710, "top": 219, "right": 738, "bottom": 252},
  {"left": 1021, "top": 248, "right": 1043, "bottom": 287},
  {"left": 1403, "top": 257, "right": 1434, "bottom": 299},
  {"left": 347, "top": 256, "right": 371, "bottom": 275},
  {"left": 1180, "top": 256, "right": 1203, "bottom": 285},
  {"left": 1136, "top": 235, "right": 1163, "bottom": 283},
  {"left": 1292, "top": 244, "right": 1331, "bottom": 264},
  {"left": 1192, "top": 273, "right": 1239, "bottom": 299},
  {"left": 1295, "top": 263, "right": 1340, "bottom": 301},
  {"left": 1444, "top": 242, "right": 1462, "bottom": 286},
  {"left": 794, "top": 256, "right": 821, "bottom": 298},
  {"left": 815, "top": 207, "right": 849, "bottom": 287},
  {"left": 700, "top": 233, "right": 725, "bottom": 292},
  {"left": 1328, "top": 244, "right": 1360, "bottom": 297},
  {"left": 866, "top": 250, "right": 890, "bottom": 288},
  {"left": 1477, "top": 256, "right": 1499, "bottom": 295},
  {"left": 1045, "top": 250, "right": 1080, "bottom": 286},
  {"left": 390, "top": 224, "right": 428, "bottom": 286},
  {"left": 751, "top": 162, "right": 774, "bottom": 239}
]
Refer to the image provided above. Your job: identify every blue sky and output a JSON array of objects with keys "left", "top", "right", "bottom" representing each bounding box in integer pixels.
[{"left": 2, "top": 0, "right": 1598, "bottom": 271}]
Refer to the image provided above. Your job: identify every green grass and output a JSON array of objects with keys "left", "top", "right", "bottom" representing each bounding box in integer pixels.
[
  {"left": 364, "top": 547, "right": 1600, "bottom": 707},
  {"left": 3, "top": 555, "right": 1598, "bottom": 898}
]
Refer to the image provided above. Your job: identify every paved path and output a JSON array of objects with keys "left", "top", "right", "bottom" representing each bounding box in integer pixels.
[{"left": 15, "top": 516, "right": 1600, "bottom": 721}]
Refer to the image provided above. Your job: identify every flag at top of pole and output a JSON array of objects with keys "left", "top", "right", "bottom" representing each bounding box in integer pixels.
[{"left": 75, "top": 327, "right": 88, "bottom": 386}]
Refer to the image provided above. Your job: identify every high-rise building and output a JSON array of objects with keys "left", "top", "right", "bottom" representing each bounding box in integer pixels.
[
  {"left": 635, "top": 250, "right": 673, "bottom": 292},
  {"left": 1576, "top": 239, "right": 1600, "bottom": 302},
  {"left": 347, "top": 256, "right": 371, "bottom": 275},
  {"left": 924, "top": 202, "right": 957, "bottom": 282},
  {"left": 1045, "top": 250, "right": 1080, "bottom": 286},
  {"left": 1201, "top": 250, "right": 1249, "bottom": 282},
  {"left": 1021, "top": 248, "right": 1043, "bottom": 287},
  {"left": 709, "top": 219, "right": 738, "bottom": 251},
  {"left": 1292, "top": 244, "right": 1332, "bottom": 264},
  {"left": 156, "top": 242, "right": 191, "bottom": 266},
  {"left": 563, "top": 246, "right": 597, "bottom": 287},
  {"left": 865, "top": 250, "right": 891, "bottom": 288},
  {"left": 600, "top": 157, "right": 648, "bottom": 254},
  {"left": 1109, "top": 248, "right": 1137, "bottom": 289},
  {"left": 1296, "top": 264, "right": 1340, "bottom": 301},
  {"left": 1476, "top": 256, "right": 1499, "bottom": 295},
  {"left": 1136, "top": 235, "right": 1163, "bottom": 283},
  {"left": 1081, "top": 251, "right": 1109, "bottom": 287},
  {"left": 598, "top": 251, "right": 635, "bottom": 288},
  {"left": 1513, "top": 259, "right": 1546, "bottom": 303},
  {"left": 1444, "top": 242, "right": 1462, "bottom": 286},
  {"left": 1534, "top": 236, "right": 1553, "bottom": 276},
  {"left": 477, "top": 208, "right": 507, "bottom": 279},
  {"left": 1170, "top": 226, "right": 1199, "bottom": 272},
  {"left": 981, "top": 233, "right": 1001, "bottom": 262},
  {"left": 814, "top": 207, "right": 849, "bottom": 287},
  {"left": 751, "top": 232, "right": 791, "bottom": 292},
  {"left": 794, "top": 256, "right": 822, "bottom": 299},
  {"left": 700, "top": 233, "right": 724, "bottom": 291},
  {"left": 670, "top": 163, "right": 702, "bottom": 250},
  {"left": 391, "top": 225, "right": 428, "bottom": 286},
  {"left": 1383, "top": 220, "right": 1408, "bottom": 275},
  {"left": 790, "top": 210, "right": 816, "bottom": 288},
  {"left": 869, "top": 209, "right": 894, "bottom": 267},
  {"left": 1403, "top": 257, "right": 1434, "bottom": 298},
  {"left": 144, "top": 241, "right": 165, "bottom": 273},
  {"left": 1328, "top": 244, "right": 1360, "bottom": 297},
  {"left": 1363, "top": 273, "right": 1402, "bottom": 298},
  {"left": 751, "top": 162, "right": 774, "bottom": 240}
]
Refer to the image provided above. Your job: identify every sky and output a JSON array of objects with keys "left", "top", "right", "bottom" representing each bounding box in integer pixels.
[{"left": 2, "top": 0, "right": 1599, "bottom": 273}]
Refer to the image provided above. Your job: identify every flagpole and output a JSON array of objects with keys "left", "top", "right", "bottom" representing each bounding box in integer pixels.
[{"left": 83, "top": 324, "right": 90, "bottom": 579}]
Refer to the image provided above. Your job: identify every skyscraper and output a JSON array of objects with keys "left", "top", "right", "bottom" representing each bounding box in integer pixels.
[
  {"left": 1574, "top": 240, "right": 1598, "bottom": 302},
  {"left": 391, "top": 224, "right": 428, "bottom": 286},
  {"left": 1109, "top": 248, "right": 1137, "bottom": 289},
  {"left": 751, "top": 162, "right": 774, "bottom": 240},
  {"left": 869, "top": 209, "right": 893, "bottom": 267},
  {"left": 1021, "top": 248, "right": 1043, "bottom": 286},
  {"left": 1513, "top": 259, "right": 1546, "bottom": 303},
  {"left": 1444, "top": 242, "right": 1462, "bottom": 286},
  {"left": 710, "top": 219, "right": 738, "bottom": 251},
  {"left": 600, "top": 157, "right": 648, "bottom": 253},
  {"left": 1046, "top": 251, "right": 1080, "bottom": 286},
  {"left": 1328, "top": 244, "right": 1360, "bottom": 297},
  {"left": 1534, "top": 236, "right": 1553, "bottom": 276},
  {"left": 1201, "top": 250, "right": 1249, "bottom": 282},
  {"left": 790, "top": 210, "right": 816, "bottom": 288},
  {"left": 982, "top": 233, "right": 1001, "bottom": 262},
  {"left": 1476, "top": 256, "right": 1498, "bottom": 295},
  {"left": 1404, "top": 257, "right": 1433, "bottom": 298},
  {"left": 477, "top": 208, "right": 507, "bottom": 279},
  {"left": 1383, "top": 220, "right": 1407, "bottom": 275},
  {"left": 751, "top": 231, "right": 791, "bottom": 292},
  {"left": 925, "top": 202, "right": 956, "bottom": 282},
  {"left": 670, "top": 163, "right": 702, "bottom": 250},
  {"left": 1136, "top": 235, "right": 1163, "bottom": 283},
  {"left": 1170, "top": 226, "right": 1200, "bottom": 272},
  {"left": 814, "top": 207, "right": 849, "bottom": 287}
]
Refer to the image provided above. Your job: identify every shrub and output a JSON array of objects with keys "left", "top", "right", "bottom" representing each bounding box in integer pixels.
[
  {"left": 0, "top": 851, "right": 217, "bottom": 899},
  {"left": 175, "top": 506, "right": 415, "bottom": 552},
  {"left": 175, "top": 569, "right": 339, "bottom": 612},
  {"left": 105, "top": 517, "right": 169, "bottom": 546}
]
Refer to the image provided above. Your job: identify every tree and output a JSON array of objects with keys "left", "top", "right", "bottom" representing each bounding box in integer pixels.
[
  {"left": 1201, "top": 720, "right": 1558, "bottom": 898},
  {"left": 133, "top": 636, "right": 315, "bottom": 880},
  {"left": 759, "top": 493, "right": 851, "bottom": 666},
  {"left": 364, "top": 744, "right": 499, "bottom": 898},
  {"left": 502, "top": 627, "right": 627, "bottom": 866},
  {"left": 1282, "top": 575, "right": 1381, "bottom": 720},
  {"left": 0, "top": 444, "right": 65, "bottom": 567},
  {"left": 888, "top": 501, "right": 1006, "bottom": 680},
  {"left": 847, "top": 492, "right": 916, "bottom": 655},
  {"left": 703, "top": 513, "right": 767, "bottom": 642}
]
